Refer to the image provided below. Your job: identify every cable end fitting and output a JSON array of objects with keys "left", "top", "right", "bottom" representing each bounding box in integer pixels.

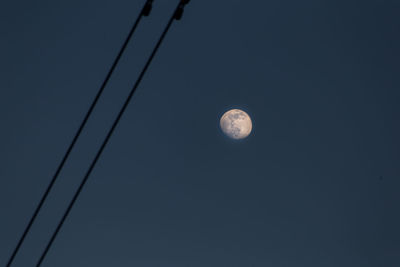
[
  {"left": 174, "top": 0, "right": 191, "bottom": 21},
  {"left": 142, "top": 0, "right": 154, "bottom": 17}
]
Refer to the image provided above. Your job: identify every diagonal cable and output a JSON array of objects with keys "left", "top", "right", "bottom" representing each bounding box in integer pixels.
[
  {"left": 35, "top": 1, "right": 191, "bottom": 266},
  {"left": 5, "top": 1, "right": 154, "bottom": 266}
]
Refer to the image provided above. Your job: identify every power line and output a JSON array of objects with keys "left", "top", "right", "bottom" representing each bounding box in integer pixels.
[
  {"left": 35, "top": 1, "right": 191, "bottom": 266},
  {"left": 5, "top": 1, "right": 154, "bottom": 266}
]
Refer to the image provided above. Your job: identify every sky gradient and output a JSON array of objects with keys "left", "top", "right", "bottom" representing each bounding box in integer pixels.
[{"left": 1, "top": 0, "right": 399, "bottom": 266}]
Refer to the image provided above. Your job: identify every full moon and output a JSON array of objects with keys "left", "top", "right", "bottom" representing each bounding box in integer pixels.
[{"left": 220, "top": 109, "right": 252, "bottom": 139}]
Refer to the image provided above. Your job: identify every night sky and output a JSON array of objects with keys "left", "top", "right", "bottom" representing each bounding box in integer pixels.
[{"left": 1, "top": 0, "right": 400, "bottom": 266}]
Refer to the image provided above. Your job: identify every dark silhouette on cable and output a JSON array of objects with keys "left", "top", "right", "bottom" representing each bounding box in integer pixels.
[
  {"left": 174, "top": 0, "right": 190, "bottom": 20},
  {"left": 4, "top": 1, "right": 155, "bottom": 266},
  {"left": 35, "top": 1, "right": 191, "bottom": 266},
  {"left": 142, "top": 0, "right": 154, "bottom": 16}
]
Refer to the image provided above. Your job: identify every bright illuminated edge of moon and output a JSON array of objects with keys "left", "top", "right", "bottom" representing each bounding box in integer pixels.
[{"left": 220, "top": 109, "right": 252, "bottom": 140}]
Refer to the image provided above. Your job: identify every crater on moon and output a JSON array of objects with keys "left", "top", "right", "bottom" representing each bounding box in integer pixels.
[{"left": 220, "top": 109, "right": 252, "bottom": 139}]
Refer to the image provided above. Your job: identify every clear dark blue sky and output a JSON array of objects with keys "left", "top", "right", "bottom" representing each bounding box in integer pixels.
[{"left": 1, "top": 0, "right": 399, "bottom": 266}]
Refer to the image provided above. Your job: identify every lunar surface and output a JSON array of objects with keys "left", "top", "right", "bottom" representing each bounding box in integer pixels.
[{"left": 220, "top": 109, "right": 252, "bottom": 139}]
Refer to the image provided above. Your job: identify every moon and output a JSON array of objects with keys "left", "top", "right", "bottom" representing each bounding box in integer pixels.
[{"left": 220, "top": 109, "right": 252, "bottom": 139}]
